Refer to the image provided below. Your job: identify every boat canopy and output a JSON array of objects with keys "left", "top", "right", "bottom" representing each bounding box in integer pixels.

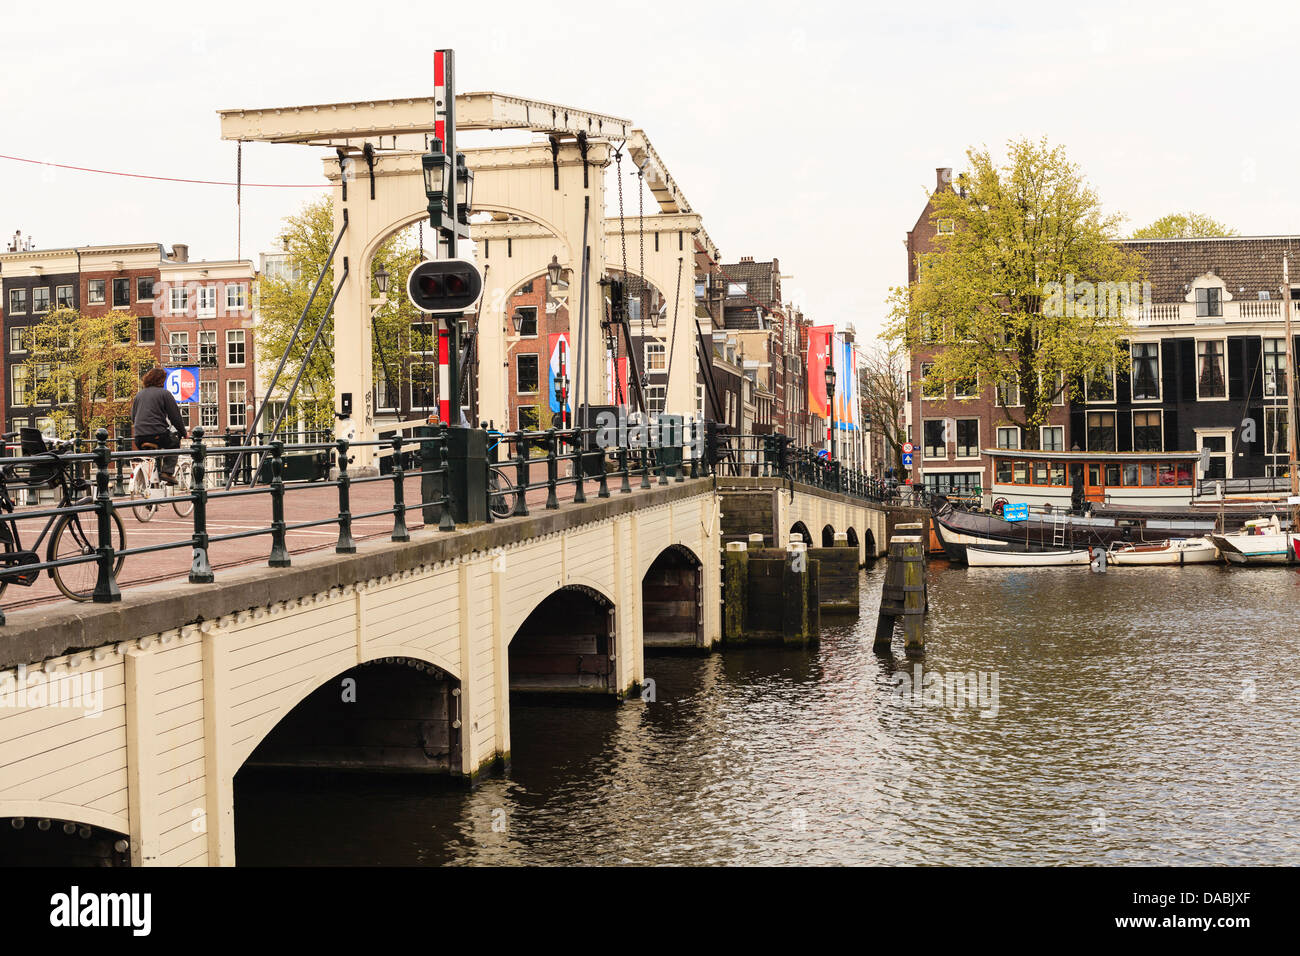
[{"left": 981, "top": 448, "right": 1198, "bottom": 463}]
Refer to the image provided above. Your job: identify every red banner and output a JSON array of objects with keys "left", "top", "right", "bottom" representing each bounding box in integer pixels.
[{"left": 807, "top": 325, "right": 834, "bottom": 418}]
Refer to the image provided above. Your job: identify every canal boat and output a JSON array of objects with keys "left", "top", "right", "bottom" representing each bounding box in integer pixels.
[
  {"left": 1207, "top": 517, "right": 1300, "bottom": 566},
  {"left": 1107, "top": 537, "right": 1220, "bottom": 566},
  {"left": 965, "top": 545, "right": 1091, "bottom": 567},
  {"left": 983, "top": 448, "right": 1201, "bottom": 510}
]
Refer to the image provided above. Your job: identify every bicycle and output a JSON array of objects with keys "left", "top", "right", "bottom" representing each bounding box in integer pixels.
[
  {"left": 126, "top": 442, "right": 194, "bottom": 522},
  {"left": 0, "top": 428, "right": 127, "bottom": 602},
  {"left": 485, "top": 430, "right": 516, "bottom": 518}
]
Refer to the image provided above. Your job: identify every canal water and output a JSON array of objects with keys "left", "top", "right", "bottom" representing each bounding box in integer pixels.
[{"left": 235, "top": 561, "right": 1300, "bottom": 865}]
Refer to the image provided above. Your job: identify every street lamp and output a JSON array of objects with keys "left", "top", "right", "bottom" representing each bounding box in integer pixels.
[
  {"left": 455, "top": 152, "right": 474, "bottom": 226},
  {"left": 422, "top": 138, "right": 452, "bottom": 228},
  {"left": 511, "top": 310, "right": 526, "bottom": 335},
  {"left": 824, "top": 358, "right": 837, "bottom": 461},
  {"left": 374, "top": 263, "right": 389, "bottom": 296},
  {"left": 547, "top": 255, "right": 563, "bottom": 287}
]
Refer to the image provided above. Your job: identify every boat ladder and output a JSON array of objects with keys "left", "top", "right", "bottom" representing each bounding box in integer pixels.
[{"left": 1052, "top": 513, "right": 1067, "bottom": 548}]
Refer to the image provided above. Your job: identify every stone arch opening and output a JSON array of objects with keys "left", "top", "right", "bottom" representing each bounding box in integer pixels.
[
  {"left": 0, "top": 816, "right": 130, "bottom": 867},
  {"left": 790, "top": 521, "right": 813, "bottom": 546},
  {"left": 642, "top": 545, "right": 703, "bottom": 650},
  {"left": 821, "top": 524, "right": 837, "bottom": 548},
  {"left": 846, "top": 527, "right": 859, "bottom": 549},
  {"left": 510, "top": 585, "right": 616, "bottom": 696},
  {"left": 862, "top": 528, "right": 877, "bottom": 561}
]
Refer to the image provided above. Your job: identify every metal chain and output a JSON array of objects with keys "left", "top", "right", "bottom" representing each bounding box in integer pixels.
[{"left": 638, "top": 162, "right": 645, "bottom": 339}]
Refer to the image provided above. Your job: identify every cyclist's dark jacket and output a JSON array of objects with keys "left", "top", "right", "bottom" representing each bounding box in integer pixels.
[{"left": 131, "top": 386, "right": 186, "bottom": 438}]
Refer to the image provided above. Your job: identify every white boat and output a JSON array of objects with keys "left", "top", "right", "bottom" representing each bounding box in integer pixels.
[
  {"left": 1207, "top": 517, "right": 1299, "bottom": 566},
  {"left": 1107, "top": 537, "right": 1221, "bottom": 566},
  {"left": 965, "top": 546, "right": 1091, "bottom": 567}
]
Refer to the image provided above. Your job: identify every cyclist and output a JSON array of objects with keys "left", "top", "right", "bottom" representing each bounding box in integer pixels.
[{"left": 131, "top": 367, "right": 187, "bottom": 484}]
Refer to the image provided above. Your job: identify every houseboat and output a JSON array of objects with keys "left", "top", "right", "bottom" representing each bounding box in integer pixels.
[{"left": 985, "top": 448, "right": 1200, "bottom": 510}]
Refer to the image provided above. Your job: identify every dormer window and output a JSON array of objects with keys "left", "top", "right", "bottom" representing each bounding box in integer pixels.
[{"left": 1195, "top": 287, "right": 1222, "bottom": 317}]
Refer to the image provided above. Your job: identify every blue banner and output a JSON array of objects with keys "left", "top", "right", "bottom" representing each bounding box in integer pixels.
[
  {"left": 165, "top": 367, "right": 200, "bottom": 403},
  {"left": 1003, "top": 503, "right": 1029, "bottom": 522}
]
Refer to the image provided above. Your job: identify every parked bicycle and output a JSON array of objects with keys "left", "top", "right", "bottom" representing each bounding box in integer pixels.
[
  {"left": 0, "top": 428, "right": 126, "bottom": 602},
  {"left": 486, "top": 429, "right": 516, "bottom": 518},
  {"left": 126, "top": 446, "right": 194, "bottom": 521}
]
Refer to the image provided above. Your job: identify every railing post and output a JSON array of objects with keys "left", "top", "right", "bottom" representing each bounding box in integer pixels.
[
  {"left": 391, "top": 434, "right": 410, "bottom": 542},
  {"left": 188, "top": 428, "right": 214, "bottom": 583},
  {"left": 619, "top": 444, "right": 632, "bottom": 494},
  {"left": 512, "top": 431, "right": 530, "bottom": 517},
  {"left": 596, "top": 431, "right": 610, "bottom": 498},
  {"left": 335, "top": 438, "right": 356, "bottom": 553},
  {"left": 572, "top": 429, "right": 587, "bottom": 504},
  {"left": 657, "top": 439, "right": 669, "bottom": 486},
  {"left": 675, "top": 430, "right": 686, "bottom": 483},
  {"left": 91, "top": 429, "right": 121, "bottom": 603},
  {"left": 438, "top": 435, "right": 456, "bottom": 531},
  {"left": 545, "top": 429, "right": 559, "bottom": 510},
  {"left": 640, "top": 442, "right": 652, "bottom": 490},
  {"left": 268, "top": 440, "right": 290, "bottom": 567}
]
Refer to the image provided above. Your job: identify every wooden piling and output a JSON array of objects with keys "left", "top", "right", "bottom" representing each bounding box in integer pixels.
[
  {"left": 874, "top": 533, "right": 928, "bottom": 654},
  {"left": 723, "top": 541, "right": 748, "bottom": 644}
]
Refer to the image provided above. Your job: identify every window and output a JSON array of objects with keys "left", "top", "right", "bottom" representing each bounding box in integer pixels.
[
  {"left": 32, "top": 287, "right": 50, "bottom": 313},
  {"left": 1085, "top": 365, "right": 1115, "bottom": 401},
  {"left": 137, "top": 276, "right": 155, "bottom": 301},
  {"left": 1196, "top": 340, "right": 1226, "bottom": 398},
  {"left": 727, "top": 282, "right": 747, "bottom": 296},
  {"left": 1041, "top": 426, "right": 1064, "bottom": 452},
  {"left": 227, "top": 329, "right": 246, "bottom": 367},
  {"left": 1038, "top": 370, "right": 1065, "bottom": 405},
  {"left": 922, "top": 472, "right": 981, "bottom": 495},
  {"left": 8, "top": 288, "right": 27, "bottom": 314},
  {"left": 645, "top": 342, "right": 666, "bottom": 372},
  {"left": 954, "top": 374, "right": 977, "bottom": 399},
  {"left": 995, "top": 375, "right": 1019, "bottom": 407},
  {"left": 996, "top": 458, "right": 1013, "bottom": 483},
  {"left": 996, "top": 426, "right": 1020, "bottom": 449},
  {"left": 1264, "top": 338, "right": 1288, "bottom": 397},
  {"left": 923, "top": 420, "right": 947, "bottom": 459},
  {"left": 1195, "top": 286, "right": 1222, "bottom": 317},
  {"left": 200, "top": 381, "right": 218, "bottom": 428},
  {"left": 954, "top": 419, "right": 978, "bottom": 458},
  {"left": 53, "top": 285, "right": 73, "bottom": 309},
  {"left": 512, "top": 306, "right": 537, "bottom": 337},
  {"left": 10, "top": 366, "right": 29, "bottom": 407},
  {"left": 197, "top": 286, "right": 217, "bottom": 318},
  {"left": 227, "top": 380, "right": 247, "bottom": 428},
  {"left": 1265, "top": 407, "right": 1289, "bottom": 457},
  {"left": 84, "top": 279, "right": 107, "bottom": 305},
  {"left": 936, "top": 218, "right": 955, "bottom": 235},
  {"left": 1199, "top": 434, "right": 1228, "bottom": 480},
  {"left": 694, "top": 281, "right": 706, "bottom": 299},
  {"left": 169, "top": 285, "right": 189, "bottom": 314},
  {"left": 169, "top": 332, "right": 189, "bottom": 364},
  {"left": 113, "top": 278, "right": 130, "bottom": 308},
  {"left": 517, "top": 405, "right": 541, "bottom": 431},
  {"left": 225, "top": 283, "right": 247, "bottom": 312},
  {"left": 1087, "top": 411, "right": 1116, "bottom": 451},
  {"left": 1133, "top": 410, "right": 1162, "bottom": 451},
  {"left": 646, "top": 385, "right": 666, "bottom": 414},
  {"left": 137, "top": 315, "right": 155, "bottom": 344},
  {"left": 9, "top": 328, "right": 25, "bottom": 353},
  {"left": 516, "top": 354, "right": 539, "bottom": 393},
  {"left": 198, "top": 330, "right": 217, "bottom": 366},
  {"left": 1131, "top": 343, "right": 1160, "bottom": 400},
  {"left": 920, "top": 362, "right": 944, "bottom": 399}
]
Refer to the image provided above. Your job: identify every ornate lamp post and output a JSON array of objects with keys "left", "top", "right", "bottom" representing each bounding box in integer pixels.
[{"left": 824, "top": 355, "right": 837, "bottom": 461}]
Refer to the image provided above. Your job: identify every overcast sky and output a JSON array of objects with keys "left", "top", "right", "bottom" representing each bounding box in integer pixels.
[{"left": 2, "top": 0, "right": 1297, "bottom": 342}]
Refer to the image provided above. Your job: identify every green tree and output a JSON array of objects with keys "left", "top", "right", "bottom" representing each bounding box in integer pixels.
[
  {"left": 886, "top": 138, "right": 1144, "bottom": 449},
  {"left": 20, "top": 308, "right": 158, "bottom": 440},
  {"left": 1131, "top": 212, "right": 1238, "bottom": 239},
  {"left": 256, "top": 197, "right": 423, "bottom": 435}
]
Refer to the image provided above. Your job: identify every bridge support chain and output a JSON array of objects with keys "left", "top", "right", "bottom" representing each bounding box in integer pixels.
[
  {"left": 188, "top": 428, "right": 215, "bottom": 584},
  {"left": 268, "top": 440, "right": 291, "bottom": 567},
  {"left": 91, "top": 429, "right": 122, "bottom": 603}
]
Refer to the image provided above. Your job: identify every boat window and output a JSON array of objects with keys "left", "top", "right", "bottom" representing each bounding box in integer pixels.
[
  {"left": 1105, "top": 464, "right": 1121, "bottom": 486},
  {"left": 1013, "top": 460, "right": 1029, "bottom": 484},
  {"left": 1050, "top": 462, "right": 1066, "bottom": 486},
  {"left": 996, "top": 458, "right": 1013, "bottom": 483},
  {"left": 1157, "top": 464, "right": 1176, "bottom": 486},
  {"left": 1174, "top": 463, "right": 1194, "bottom": 486},
  {"left": 1034, "top": 462, "right": 1049, "bottom": 484},
  {"left": 1088, "top": 464, "right": 1102, "bottom": 485},
  {"left": 1139, "top": 464, "right": 1157, "bottom": 486},
  {"left": 1123, "top": 464, "right": 1140, "bottom": 486}
]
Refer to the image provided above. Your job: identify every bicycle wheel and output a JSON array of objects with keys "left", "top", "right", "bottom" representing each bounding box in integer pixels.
[
  {"left": 171, "top": 458, "right": 195, "bottom": 517},
  {"left": 49, "top": 506, "right": 127, "bottom": 602},
  {"left": 0, "top": 532, "right": 15, "bottom": 601},
  {"left": 488, "top": 470, "right": 514, "bottom": 518},
  {"left": 128, "top": 466, "right": 158, "bottom": 522}
]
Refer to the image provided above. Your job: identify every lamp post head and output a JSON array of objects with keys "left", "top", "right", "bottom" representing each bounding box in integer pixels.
[
  {"left": 374, "top": 263, "right": 390, "bottom": 295},
  {"left": 547, "top": 255, "right": 563, "bottom": 287},
  {"left": 455, "top": 152, "right": 473, "bottom": 225},
  {"left": 422, "top": 138, "right": 452, "bottom": 224}
]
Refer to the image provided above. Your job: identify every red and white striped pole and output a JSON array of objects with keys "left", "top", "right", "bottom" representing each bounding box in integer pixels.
[{"left": 438, "top": 327, "right": 450, "bottom": 424}]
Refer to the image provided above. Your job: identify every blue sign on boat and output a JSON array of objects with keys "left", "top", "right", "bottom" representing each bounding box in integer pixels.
[{"left": 1003, "top": 503, "right": 1029, "bottom": 522}]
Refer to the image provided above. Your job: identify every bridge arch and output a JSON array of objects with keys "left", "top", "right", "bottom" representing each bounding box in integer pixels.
[
  {"left": 0, "top": 806, "right": 129, "bottom": 866},
  {"left": 821, "top": 524, "right": 837, "bottom": 548},
  {"left": 642, "top": 544, "right": 703, "bottom": 650},
  {"left": 509, "top": 584, "right": 617, "bottom": 695},
  {"left": 790, "top": 521, "right": 813, "bottom": 546}
]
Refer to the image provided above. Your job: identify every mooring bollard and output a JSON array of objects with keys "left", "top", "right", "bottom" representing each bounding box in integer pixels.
[
  {"left": 723, "top": 540, "right": 749, "bottom": 644},
  {"left": 874, "top": 533, "right": 928, "bottom": 654}
]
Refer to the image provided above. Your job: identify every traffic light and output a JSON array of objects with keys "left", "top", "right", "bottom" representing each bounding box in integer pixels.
[{"left": 406, "top": 258, "right": 483, "bottom": 314}]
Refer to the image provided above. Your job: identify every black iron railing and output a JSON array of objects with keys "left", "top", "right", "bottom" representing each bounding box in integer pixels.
[{"left": 711, "top": 433, "right": 915, "bottom": 505}]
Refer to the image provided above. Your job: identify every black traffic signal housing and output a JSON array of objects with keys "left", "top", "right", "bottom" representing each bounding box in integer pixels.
[{"left": 406, "top": 258, "right": 483, "bottom": 314}]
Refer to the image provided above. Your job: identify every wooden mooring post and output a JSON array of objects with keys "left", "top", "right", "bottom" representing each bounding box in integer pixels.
[{"left": 873, "top": 533, "right": 928, "bottom": 657}]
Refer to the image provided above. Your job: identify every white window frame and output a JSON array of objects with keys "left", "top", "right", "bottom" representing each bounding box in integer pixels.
[
  {"left": 1084, "top": 364, "right": 1116, "bottom": 403},
  {"left": 8, "top": 327, "right": 25, "bottom": 354},
  {"left": 516, "top": 353, "right": 540, "bottom": 395},
  {"left": 727, "top": 281, "right": 747, "bottom": 297},
  {"left": 995, "top": 425, "right": 1020, "bottom": 450},
  {"left": 226, "top": 329, "right": 246, "bottom": 368},
  {"left": 136, "top": 276, "right": 155, "bottom": 302},
  {"left": 226, "top": 380, "right": 247, "bottom": 428},
  {"left": 922, "top": 418, "right": 948, "bottom": 460},
  {"left": 225, "top": 282, "right": 247, "bottom": 313},
  {"left": 1131, "top": 409, "right": 1163, "bottom": 453},
  {"left": 1130, "top": 341, "right": 1161, "bottom": 402},
  {"left": 169, "top": 285, "right": 189, "bottom": 315},
  {"left": 645, "top": 342, "right": 666, "bottom": 372},
  {"left": 645, "top": 384, "right": 666, "bottom": 414},
  {"left": 936, "top": 218, "right": 955, "bottom": 235},
  {"left": 1195, "top": 427, "right": 1233, "bottom": 480},
  {"left": 1195, "top": 337, "right": 1229, "bottom": 402},
  {"left": 995, "top": 374, "right": 1020, "bottom": 407},
  {"left": 920, "top": 362, "right": 944, "bottom": 400},
  {"left": 169, "top": 331, "right": 189, "bottom": 364},
  {"left": 112, "top": 277, "right": 131, "bottom": 309},
  {"left": 1040, "top": 425, "right": 1064, "bottom": 452},
  {"left": 200, "top": 380, "right": 219, "bottom": 428},
  {"left": 31, "top": 287, "right": 50, "bottom": 314},
  {"left": 8, "top": 288, "right": 27, "bottom": 315},
  {"left": 197, "top": 285, "right": 217, "bottom": 319},
  {"left": 198, "top": 330, "right": 217, "bottom": 366},
  {"left": 954, "top": 418, "right": 979, "bottom": 459},
  {"left": 1264, "top": 406, "right": 1289, "bottom": 457},
  {"left": 953, "top": 372, "right": 979, "bottom": 400},
  {"left": 87, "top": 279, "right": 106, "bottom": 305},
  {"left": 1264, "top": 337, "right": 1287, "bottom": 398}
]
